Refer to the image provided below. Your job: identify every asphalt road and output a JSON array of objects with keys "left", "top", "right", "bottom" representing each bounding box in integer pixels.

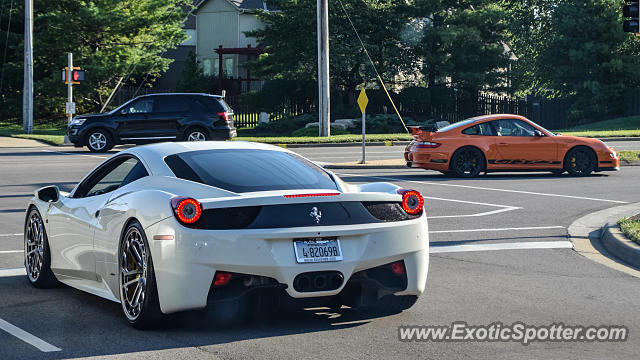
[{"left": 0, "top": 145, "right": 639, "bottom": 359}]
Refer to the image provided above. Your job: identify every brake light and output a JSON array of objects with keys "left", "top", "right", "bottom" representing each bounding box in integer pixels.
[
  {"left": 417, "top": 141, "right": 441, "bottom": 148},
  {"left": 213, "top": 271, "right": 233, "bottom": 287},
  {"left": 283, "top": 193, "right": 340, "bottom": 198},
  {"left": 391, "top": 261, "right": 406, "bottom": 275},
  {"left": 217, "top": 112, "right": 230, "bottom": 123},
  {"left": 171, "top": 197, "right": 202, "bottom": 224},
  {"left": 397, "top": 189, "right": 424, "bottom": 215}
]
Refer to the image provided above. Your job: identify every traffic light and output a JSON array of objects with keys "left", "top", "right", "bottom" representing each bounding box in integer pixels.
[
  {"left": 61, "top": 67, "right": 85, "bottom": 84},
  {"left": 623, "top": 1, "right": 639, "bottom": 33}
]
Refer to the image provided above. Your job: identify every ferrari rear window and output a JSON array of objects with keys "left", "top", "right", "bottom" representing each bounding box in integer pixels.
[{"left": 164, "top": 149, "right": 338, "bottom": 193}]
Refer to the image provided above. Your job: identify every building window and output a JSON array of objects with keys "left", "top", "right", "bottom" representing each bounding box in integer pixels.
[
  {"left": 202, "top": 59, "right": 212, "bottom": 76},
  {"left": 181, "top": 29, "right": 196, "bottom": 46}
]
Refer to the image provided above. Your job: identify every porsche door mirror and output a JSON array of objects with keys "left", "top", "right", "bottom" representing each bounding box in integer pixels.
[
  {"left": 534, "top": 130, "right": 544, "bottom": 137},
  {"left": 37, "top": 185, "right": 60, "bottom": 203}
]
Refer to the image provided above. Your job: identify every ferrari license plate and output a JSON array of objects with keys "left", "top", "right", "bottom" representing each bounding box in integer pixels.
[{"left": 293, "top": 237, "right": 343, "bottom": 263}]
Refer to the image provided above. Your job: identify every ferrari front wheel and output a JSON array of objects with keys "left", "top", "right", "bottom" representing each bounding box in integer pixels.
[
  {"left": 24, "top": 208, "right": 58, "bottom": 288},
  {"left": 119, "top": 221, "right": 163, "bottom": 328},
  {"left": 564, "top": 147, "right": 596, "bottom": 176},
  {"left": 451, "top": 147, "right": 485, "bottom": 178}
]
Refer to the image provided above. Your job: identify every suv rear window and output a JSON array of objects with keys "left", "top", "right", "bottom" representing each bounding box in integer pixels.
[
  {"left": 194, "top": 96, "right": 231, "bottom": 113},
  {"left": 164, "top": 149, "right": 338, "bottom": 193}
]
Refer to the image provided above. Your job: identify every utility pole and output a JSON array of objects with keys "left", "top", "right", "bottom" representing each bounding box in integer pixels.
[
  {"left": 23, "top": 0, "right": 34, "bottom": 134},
  {"left": 67, "top": 53, "right": 73, "bottom": 125},
  {"left": 317, "top": 0, "right": 330, "bottom": 136}
]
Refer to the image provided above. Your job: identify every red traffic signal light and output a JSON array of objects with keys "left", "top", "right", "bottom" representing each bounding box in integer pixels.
[
  {"left": 624, "top": 2, "right": 640, "bottom": 33},
  {"left": 61, "top": 67, "right": 85, "bottom": 84}
]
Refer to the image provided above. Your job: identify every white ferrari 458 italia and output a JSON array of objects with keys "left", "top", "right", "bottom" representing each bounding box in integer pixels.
[{"left": 24, "top": 141, "right": 429, "bottom": 328}]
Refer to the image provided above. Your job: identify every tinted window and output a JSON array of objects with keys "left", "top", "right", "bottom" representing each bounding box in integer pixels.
[
  {"left": 462, "top": 122, "right": 495, "bottom": 136},
  {"left": 121, "top": 162, "right": 149, "bottom": 187},
  {"left": 81, "top": 158, "right": 142, "bottom": 197},
  {"left": 194, "top": 97, "right": 229, "bottom": 113},
  {"left": 491, "top": 119, "right": 536, "bottom": 137},
  {"left": 156, "top": 97, "right": 189, "bottom": 112},
  {"left": 165, "top": 149, "right": 337, "bottom": 193},
  {"left": 124, "top": 99, "right": 154, "bottom": 114}
]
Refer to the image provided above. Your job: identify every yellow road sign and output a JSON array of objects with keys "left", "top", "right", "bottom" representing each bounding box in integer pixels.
[{"left": 357, "top": 87, "right": 368, "bottom": 114}]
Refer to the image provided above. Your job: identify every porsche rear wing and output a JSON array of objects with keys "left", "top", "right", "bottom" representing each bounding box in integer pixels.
[{"left": 407, "top": 125, "right": 438, "bottom": 141}]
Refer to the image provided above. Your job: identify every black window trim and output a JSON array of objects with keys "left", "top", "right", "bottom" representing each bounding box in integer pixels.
[{"left": 72, "top": 154, "right": 148, "bottom": 198}]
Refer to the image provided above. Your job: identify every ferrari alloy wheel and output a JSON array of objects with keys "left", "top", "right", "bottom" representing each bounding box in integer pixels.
[
  {"left": 25, "top": 209, "right": 57, "bottom": 287},
  {"left": 119, "top": 221, "right": 162, "bottom": 328},
  {"left": 185, "top": 128, "right": 209, "bottom": 142},
  {"left": 565, "top": 147, "right": 596, "bottom": 176},
  {"left": 451, "top": 147, "right": 485, "bottom": 178},
  {"left": 86, "top": 129, "right": 114, "bottom": 153}
]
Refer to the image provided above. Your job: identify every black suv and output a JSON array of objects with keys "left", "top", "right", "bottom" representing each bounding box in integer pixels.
[{"left": 68, "top": 93, "right": 237, "bottom": 152}]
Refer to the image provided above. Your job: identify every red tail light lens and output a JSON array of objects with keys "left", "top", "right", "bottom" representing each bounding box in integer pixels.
[
  {"left": 217, "top": 112, "right": 230, "bottom": 123},
  {"left": 171, "top": 197, "right": 202, "bottom": 224},
  {"left": 397, "top": 189, "right": 424, "bottom": 215},
  {"left": 213, "top": 271, "right": 233, "bottom": 287},
  {"left": 283, "top": 193, "right": 340, "bottom": 198},
  {"left": 417, "top": 141, "right": 441, "bottom": 148},
  {"left": 391, "top": 261, "right": 406, "bottom": 275}
]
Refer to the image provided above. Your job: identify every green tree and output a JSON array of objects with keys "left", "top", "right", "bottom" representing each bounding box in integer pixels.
[
  {"left": 412, "top": 0, "right": 511, "bottom": 96},
  {"left": 503, "top": 0, "right": 640, "bottom": 121},
  {"left": 248, "top": 0, "right": 415, "bottom": 93},
  {"left": 176, "top": 51, "right": 210, "bottom": 93},
  {"left": 0, "top": 0, "right": 188, "bottom": 122}
]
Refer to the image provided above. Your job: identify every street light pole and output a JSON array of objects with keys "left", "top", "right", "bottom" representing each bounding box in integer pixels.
[
  {"left": 317, "top": 0, "right": 330, "bottom": 137},
  {"left": 23, "top": 0, "right": 33, "bottom": 134}
]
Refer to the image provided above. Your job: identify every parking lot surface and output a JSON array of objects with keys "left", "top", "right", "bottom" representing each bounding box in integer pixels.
[{"left": 0, "top": 145, "right": 639, "bottom": 359}]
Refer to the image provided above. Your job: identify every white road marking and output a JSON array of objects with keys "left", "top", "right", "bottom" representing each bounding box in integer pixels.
[
  {"left": 422, "top": 196, "right": 520, "bottom": 219},
  {"left": 0, "top": 318, "right": 61, "bottom": 352},
  {"left": 0, "top": 250, "right": 22, "bottom": 254},
  {"left": 429, "top": 225, "right": 565, "bottom": 234},
  {"left": 430, "top": 240, "right": 574, "bottom": 253},
  {"left": 338, "top": 173, "right": 629, "bottom": 204},
  {"left": 40, "top": 149, "right": 108, "bottom": 159},
  {"left": 0, "top": 233, "right": 22, "bottom": 237},
  {"left": 0, "top": 267, "right": 25, "bottom": 277}
]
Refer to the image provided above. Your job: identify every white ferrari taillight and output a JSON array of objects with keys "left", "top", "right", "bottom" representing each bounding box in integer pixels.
[
  {"left": 397, "top": 189, "right": 424, "bottom": 215},
  {"left": 171, "top": 197, "right": 202, "bottom": 224}
]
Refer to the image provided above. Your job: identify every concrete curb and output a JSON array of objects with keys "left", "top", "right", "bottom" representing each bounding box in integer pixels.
[
  {"left": 601, "top": 223, "right": 640, "bottom": 269},
  {"left": 599, "top": 137, "right": 640, "bottom": 142},
  {"left": 567, "top": 202, "right": 640, "bottom": 277},
  {"left": 281, "top": 141, "right": 411, "bottom": 148}
]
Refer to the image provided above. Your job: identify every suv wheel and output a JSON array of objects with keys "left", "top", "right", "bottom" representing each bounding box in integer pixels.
[
  {"left": 86, "top": 129, "right": 114, "bottom": 152},
  {"left": 185, "top": 128, "right": 210, "bottom": 142}
]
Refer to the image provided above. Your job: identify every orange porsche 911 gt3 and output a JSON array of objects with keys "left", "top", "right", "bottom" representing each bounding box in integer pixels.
[{"left": 404, "top": 114, "right": 619, "bottom": 177}]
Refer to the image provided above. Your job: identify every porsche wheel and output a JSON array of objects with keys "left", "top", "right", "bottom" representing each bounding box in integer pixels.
[
  {"left": 564, "top": 147, "right": 596, "bottom": 176},
  {"left": 119, "top": 221, "right": 162, "bottom": 328},
  {"left": 451, "top": 147, "right": 485, "bottom": 178},
  {"left": 25, "top": 208, "right": 58, "bottom": 288}
]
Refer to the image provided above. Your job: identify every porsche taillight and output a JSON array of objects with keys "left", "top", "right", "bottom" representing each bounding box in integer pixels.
[
  {"left": 171, "top": 197, "right": 202, "bottom": 224},
  {"left": 397, "top": 189, "right": 424, "bottom": 215},
  {"left": 417, "top": 141, "right": 441, "bottom": 148}
]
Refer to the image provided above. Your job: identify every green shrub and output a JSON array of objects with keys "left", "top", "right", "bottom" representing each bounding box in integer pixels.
[
  {"left": 351, "top": 114, "right": 419, "bottom": 134},
  {"left": 292, "top": 125, "right": 349, "bottom": 137},
  {"left": 249, "top": 114, "right": 316, "bottom": 135}
]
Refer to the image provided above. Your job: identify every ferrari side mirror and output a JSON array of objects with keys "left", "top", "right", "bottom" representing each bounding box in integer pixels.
[{"left": 37, "top": 185, "right": 60, "bottom": 203}]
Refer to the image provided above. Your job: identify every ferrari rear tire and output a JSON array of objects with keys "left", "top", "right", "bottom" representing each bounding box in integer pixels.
[
  {"left": 550, "top": 169, "right": 565, "bottom": 175},
  {"left": 450, "top": 147, "right": 485, "bottom": 178},
  {"left": 24, "top": 208, "right": 58, "bottom": 288},
  {"left": 119, "top": 221, "right": 163, "bottom": 329},
  {"left": 564, "top": 147, "right": 597, "bottom": 176}
]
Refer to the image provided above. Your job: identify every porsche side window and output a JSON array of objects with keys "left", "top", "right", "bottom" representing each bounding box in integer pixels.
[
  {"left": 492, "top": 119, "right": 536, "bottom": 137},
  {"left": 462, "top": 123, "right": 495, "bottom": 136},
  {"left": 79, "top": 158, "right": 144, "bottom": 198}
]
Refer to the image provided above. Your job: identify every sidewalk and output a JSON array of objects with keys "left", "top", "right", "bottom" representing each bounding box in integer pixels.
[{"left": 0, "top": 137, "right": 49, "bottom": 148}]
